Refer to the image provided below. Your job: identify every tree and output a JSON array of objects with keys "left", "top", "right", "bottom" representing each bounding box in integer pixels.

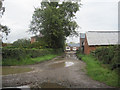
[
  {"left": 13, "top": 39, "right": 31, "bottom": 48},
  {"left": 70, "top": 42, "right": 75, "bottom": 44},
  {"left": 0, "top": 0, "right": 10, "bottom": 37},
  {"left": 0, "top": 24, "right": 10, "bottom": 36},
  {"left": 0, "top": 0, "right": 5, "bottom": 17},
  {"left": 29, "top": 1, "right": 80, "bottom": 50}
]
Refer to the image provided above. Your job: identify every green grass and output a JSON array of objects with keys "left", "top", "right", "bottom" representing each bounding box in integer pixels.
[
  {"left": 2, "top": 54, "right": 58, "bottom": 66},
  {"left": 77, "top": 54, "right": 119, "bottom": 87}
]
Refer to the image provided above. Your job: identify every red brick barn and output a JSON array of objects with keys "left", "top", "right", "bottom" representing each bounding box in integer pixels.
[
  {"left": 31, "top": 36, "right": 37, "bottom": 44},
  {"left": 31, "top": 33, "right": 43, "bottom": 44},
  {"left": 84, "top": 31, "right": 119, "bottom": 54}
]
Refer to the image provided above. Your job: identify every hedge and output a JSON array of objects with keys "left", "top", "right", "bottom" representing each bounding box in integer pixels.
[
  {"left": 91, "top": 45, "right": 120, "bottom": 70},
  {"left": 2, "top": 48, "right": 63, "bottom": 61}
]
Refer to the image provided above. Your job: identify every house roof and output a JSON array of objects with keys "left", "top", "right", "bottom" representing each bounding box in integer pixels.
[
  {"left": 67, "top": 43, "right": 80, "bottom": 47},
  {"left": 86, "top": 31, "right": 120, "bottom": 46}
]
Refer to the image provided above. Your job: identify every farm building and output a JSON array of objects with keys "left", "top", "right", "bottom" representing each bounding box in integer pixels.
[
  {"left": 66, "top": 43, "right": 80, "bottom": 51},
  {"left": 31, "top": 33, "right": 43, "bottom": 44},
  {"left": 31, "top": 36, "right": 37, "bottom": 44},
  {"left": 80, "top": 33, "right": 85, "bottom": 53},
  {"left": 84, "top": 31, "right": 120, "bottom": 54}
]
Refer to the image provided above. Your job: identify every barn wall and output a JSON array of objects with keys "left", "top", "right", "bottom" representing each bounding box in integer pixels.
[
  {"left": 88, "top": 46, "right": 96, "bottom": 54},
  {"left": 84, "top": 35, "right": 96, "bottom": 54},
  {"left": 84, "top": 35, "right": 89, "bottom": 54}
]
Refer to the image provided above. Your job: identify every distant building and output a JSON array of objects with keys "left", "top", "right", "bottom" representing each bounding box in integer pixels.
[
  {"left": 84, "top": 31, "right": 120, "bottom": 54},
  {"left": 66, "top": 43, "right": 80, "bottom": 51},
  {"left": 31, "top": 36, "right": 37, "bottom": 44},
  {"left": 80, "top": 33, "right": 85, "bottom": 53},
  {"left": 31, "top": 33, "right": 43, "bottom": 44}
]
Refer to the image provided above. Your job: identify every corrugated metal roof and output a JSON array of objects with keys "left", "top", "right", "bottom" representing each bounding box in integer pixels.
[
  {"left": 68, "top": 43, "right": 80, "bottom": 47},
  {"left": 86, "top": 31, "right": 120, "bottom": 46}
]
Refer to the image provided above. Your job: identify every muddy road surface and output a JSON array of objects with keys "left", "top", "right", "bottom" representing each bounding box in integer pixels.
[{"left": 2, "top": 52, "right": 111, "bottom": 88}]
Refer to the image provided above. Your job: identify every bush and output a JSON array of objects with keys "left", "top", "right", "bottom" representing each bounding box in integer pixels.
[
  {"left": 12, "top": 39, "right": 31, "bottom": 48},
  {"left": 92, "top": 45, "right": 120, "bottom": 70},
  {"left": 2, "top": 54, "right": 58, "bottom": 66},
  {"left": 2, "top": 48, "right": 61, "bottom": 62}
]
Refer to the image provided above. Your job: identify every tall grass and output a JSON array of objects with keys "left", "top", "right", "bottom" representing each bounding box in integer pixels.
[
  {"left": 2, "top": 54, "right": 58, "bottom": 66},
  {"left": 77, "top": 54, "right": 119, "bottom": 87}
]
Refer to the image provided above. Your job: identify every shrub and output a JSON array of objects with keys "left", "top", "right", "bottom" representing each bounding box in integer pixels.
[
  {"left": 92, "top": 45, "right": 120, "bottom": 70},
  {"left": 2, "top": 48, "right": 61, "bottom": 62},
  {"left": 12, "top": 39, "right": 31, "bottom": 48}
]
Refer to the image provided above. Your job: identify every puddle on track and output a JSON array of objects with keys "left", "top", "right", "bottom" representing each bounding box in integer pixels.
[
  {"left": 49, "top": 61, "right": 74, "bottom": 68},
  {"left": 65, "top": 53, "right": 78, "bottom": 60},
  {"left": 2, "top": 85, "right": 30, "bottom": 90},
  {"left": 1, "top": 67, "right": 33, "bottom": 75},
  {"left": 40, "top": 82, "right": 66, "bottom": 88},
  {"left": 49, "top": 53, "right": 78, "bottom": 68},
  {"left": 65, "top": 62, "right": 74, "bottom": 67}
]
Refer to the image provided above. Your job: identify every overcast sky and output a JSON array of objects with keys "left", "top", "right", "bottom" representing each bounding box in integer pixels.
[{"left": 1, "top": 0, "right": 119, "bottom": 43}]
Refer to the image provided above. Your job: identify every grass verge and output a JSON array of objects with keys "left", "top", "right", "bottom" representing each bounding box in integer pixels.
[
  {"left": 2, "top": 54, "right": 58, "bottom": 66},
  {"left": 77, "top": 54, "right": 119, "bottom": 87}
]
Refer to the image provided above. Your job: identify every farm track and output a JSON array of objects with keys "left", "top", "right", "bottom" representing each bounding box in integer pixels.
[{"left": 2, "top": 52, "right": 111, "bottom": 88}]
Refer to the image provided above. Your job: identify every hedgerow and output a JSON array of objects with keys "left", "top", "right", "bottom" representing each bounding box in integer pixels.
[
  {"left": 91, "top": 45, "right": 120, "bottom": 70},
  {"left": 2, "top": 48, "right": 62, "bottom": 62}
]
